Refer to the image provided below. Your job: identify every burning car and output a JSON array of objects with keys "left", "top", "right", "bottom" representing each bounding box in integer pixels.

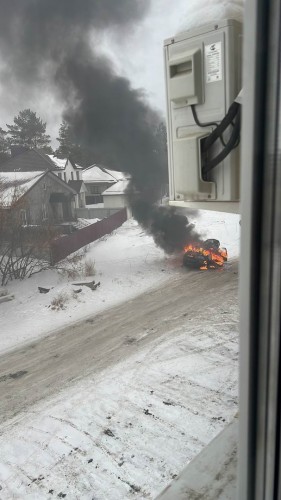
[{"left": 183, "top": 239, "right": 228, "bottom": 270}]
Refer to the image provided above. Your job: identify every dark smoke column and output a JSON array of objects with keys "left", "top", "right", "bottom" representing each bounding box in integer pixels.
[{"left": 0, "top": 0, "right": 200, "bottom": 253}]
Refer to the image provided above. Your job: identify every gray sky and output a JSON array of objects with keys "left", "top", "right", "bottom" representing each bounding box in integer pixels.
[
  {"left": 0, "top": 0, "right": 188, "bottom": 146},
  {"left": 0, "top": 0, "right": 243, "bottom": 147},
  {"left": 97, "top": 0, "right": 189, "bottom": 115}
]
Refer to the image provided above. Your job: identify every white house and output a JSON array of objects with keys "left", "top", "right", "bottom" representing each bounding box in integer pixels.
[
  {"left": 46, "top": 156, "right": 87, "bottom": 208},
  {"left": 82, "top": 164, "right": 129, "bottom": 205},
  {"left": 0, "top": 149, "right": 87, "bottom": 210},
  {"left": 47, "top": 155, "right": 84, "bottom": 183},
  {"left": 102, "top": 179, "right": 130, "bottom": 209}
]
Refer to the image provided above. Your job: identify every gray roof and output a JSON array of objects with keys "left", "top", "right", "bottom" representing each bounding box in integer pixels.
[
  {"left": 0, "top": 149, "right": 56, "bottom": 172},
  {"left": 0, "top": 149, "right": 83, "bottom": 173},
  {"left": 68, "top": 180, "right": 86, "bottom": 193},
  {"left": 102, "top": 179, "right": 130, "bottom": 195}
]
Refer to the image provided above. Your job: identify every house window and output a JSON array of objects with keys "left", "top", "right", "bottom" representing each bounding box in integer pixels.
[
  {"left": 90, "top": 185, "right": 100, "bottom": 194},
  {"left": 43, "top": 182, "right": 46, "bottom": 190},
  {"left": 64, "top": 172, "right": 67, "bottom": 182},
  {"left": 20, "top": 210, "right": 27, "bottom": 226},
  {"left": 42, "top": 203, "right": 48, "bottom": 220},
  {"left": 71, "top": 171, "right": 74, "bottom": 180},
  {"left": 76, "top": 171, "right": 80, "bottom": 180},
  {"left": 58, "top": 172, "right": 62, "bottom": 179}
]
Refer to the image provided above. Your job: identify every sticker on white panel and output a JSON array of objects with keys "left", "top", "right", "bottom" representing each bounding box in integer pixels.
[{"left": 205, "top": 42, "right": 222, "bottom": 83}]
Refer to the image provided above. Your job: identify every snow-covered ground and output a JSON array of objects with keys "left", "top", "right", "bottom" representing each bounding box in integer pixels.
[
  {"left": 0, "top": 210, "right": 240, "bottom": 499},
  {"left": 0, "top": 211, "right": 240, "bottom": 355},
  {"left": 0, "top": 281, "right": 238, "bottom": 499}
]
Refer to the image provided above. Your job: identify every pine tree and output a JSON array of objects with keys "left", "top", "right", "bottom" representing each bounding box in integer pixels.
[
  {"left": 56, "top": 121, "right": 80, "bottom": 159},
  {"left": 56, "top": 121, "right": 92, "bottom": 166},
  {"left": 0, "top": 127, "right": 10, "bottom": 164},
  {"left": 6, "top": 109, "right": 52, "bottom": 151}
]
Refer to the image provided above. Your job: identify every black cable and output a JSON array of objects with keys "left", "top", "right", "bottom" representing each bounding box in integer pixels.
[
  {"left": 191, "top": 105, "right": 219, "bottom": 129},
  {"left": 190, "top": 101, "right": 241, "bottom": 174},
  {"left": 191, "top": 104, "right": 236, "bottom": 148},
  {"left": 202, "top": 101, "right": 240, "bottom": 152},
  {"left": 202, "top": 106, "right": 241, "bottom": 175}
]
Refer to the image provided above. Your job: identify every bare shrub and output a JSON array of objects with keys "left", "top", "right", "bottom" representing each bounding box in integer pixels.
[
  {"left": 0, "top": 178, "right": 58, "bottom": 285},
  {"left": 50, "top": 292, "right": 68, "bottom": 311},
  {"left": 84, "top": 258, "right": 95, "bottom": 277},
  {"left": 56, "top": 250, "right": 95, "bottom": 280},
  {"left": 56, "top": 251, "right": 85, "bottom": 280},
  {"left": 0, "top": 212, "right": 54, "bottom": 286}
]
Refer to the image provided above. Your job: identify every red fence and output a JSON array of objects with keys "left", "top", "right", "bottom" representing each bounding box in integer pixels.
[{"left": 50, "top": 208, "right": 127, "bottom": 264}]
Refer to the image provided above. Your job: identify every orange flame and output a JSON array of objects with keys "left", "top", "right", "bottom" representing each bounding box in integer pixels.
[{"left": 183, "top": 243, "right": 227, "bottom": 270}]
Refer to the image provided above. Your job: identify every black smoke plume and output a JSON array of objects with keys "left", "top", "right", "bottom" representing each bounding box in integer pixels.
[
  {"left": 132, "top": 200, "right": 202, "bottom": 254},
  {"left": 0, "top": 0, "right": 201, "bottom": 253}
]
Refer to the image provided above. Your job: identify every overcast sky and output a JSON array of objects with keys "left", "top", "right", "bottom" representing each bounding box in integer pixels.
[{"left": 0, "top": 0, "right": 243, "bottom": 147}]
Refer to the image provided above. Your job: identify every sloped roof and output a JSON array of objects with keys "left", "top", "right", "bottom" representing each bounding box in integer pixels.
[
  {"left": 102, "top": 179, "right": 130, "bottom": 196},
  {"left": 68, "top": 180, "right": 87, "bottom": 193},
  {"left": 82, "top": 165, "right": 116, "bottom": 183},
  {"left": 0, "top": 169, "right": 77, "bottom": 207},
  {"left": 47, "top": 155, "right": 84, "bottom": 171},
  {"left": 0, "top": 149, "right": 84, "bottom": 174},
  {"left": 0, "top": 149, "right": 55, "bottom": 172},
  {"left": 47, "top": 155, "right": 67, "bottom": 170},
  {"left": 103, "top": 168, "right": 129, "bottom": 181},
  {"left": 82, "top": 164, "right": 129, "bottom": 183},
  {"left": 0, "top": 171, "right": 46, "bottom": 206}
]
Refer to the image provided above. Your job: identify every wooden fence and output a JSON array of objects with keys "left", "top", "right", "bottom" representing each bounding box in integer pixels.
[{"left": 50, "top": 208, "right": 127, "bottom": 264}]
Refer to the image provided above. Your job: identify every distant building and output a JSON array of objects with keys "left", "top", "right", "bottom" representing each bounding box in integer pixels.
[
  {"left": 102, "top": 179, "right": 130, "bottom": 209},
  {"left": 0, "top": 170, "right": 77, "bottom": 225},
  {"left": 0, "top": 148, "right": 87, "bottom": 210},
  {"left": 82, "top": 164, "right": 129, "bottom": 205},
  {"left": 47, "top": 154, "right": 83, "bottom": 183}
]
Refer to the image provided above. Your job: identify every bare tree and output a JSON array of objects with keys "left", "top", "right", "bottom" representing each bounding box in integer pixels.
[{"left": 0, "top": 179, "right": 56, "bottom": 286}]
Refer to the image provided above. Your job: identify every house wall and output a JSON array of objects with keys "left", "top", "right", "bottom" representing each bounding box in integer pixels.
[
  {"left": 22, "top": 174, "right": 76, "bottom": 225},
  {"left": 54, "top": 160, "right": 81, "bottom": 183},
  {"left": 103, "top": 194, "right": 128, "bottom": 209},
  {"left": 73, "top": 192, "right": 86, "bottom": 210},
  {"left": 84, "top": 182, "right": 113, "bottom": 204}
]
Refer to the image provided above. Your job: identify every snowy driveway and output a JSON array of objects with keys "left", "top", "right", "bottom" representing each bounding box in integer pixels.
[{"left": 0, "top": 260, "right": 238, "bottom": 427}]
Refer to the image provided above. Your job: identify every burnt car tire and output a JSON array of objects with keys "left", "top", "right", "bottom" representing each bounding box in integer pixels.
[{"left": 183, "top": 252, "right": 207, "bottom": 269}]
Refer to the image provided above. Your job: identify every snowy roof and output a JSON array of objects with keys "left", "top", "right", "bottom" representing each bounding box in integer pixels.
[
  {"left": 103, "top": 168, "right": 129, "bottom": 181},
  {"left": 47, "top": 156, "right": 84, "bottom": 171},
  {"left": 47, "top": 155, "right": 67, "bottom": 170},
  {"left": 82, "top": 164, "right": 129, "bottom": 183},
  {"left": 102, "top": 179, "right": 130, "bottom": 196},
  {"left": 82, "top": 165, "right": 116, "bottom": 183},
  {"left": 0, "top": 171, "right": 45, "bottom": 207}
]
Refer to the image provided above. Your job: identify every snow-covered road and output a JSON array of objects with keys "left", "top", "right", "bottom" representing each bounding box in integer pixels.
[
  {"left": 0, "top": 262, "right": 238, "bottom": 499},
  {"left": 0, "top": 212, "right": 240, "bottom": 498},
  {"left": 0, "top": 260, "right": 238, "bottom": 427}
]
